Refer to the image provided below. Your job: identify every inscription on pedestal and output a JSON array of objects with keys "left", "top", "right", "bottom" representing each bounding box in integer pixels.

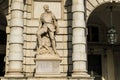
[{"left": 36, "top": 60, "right": 60, "bottom": 74}]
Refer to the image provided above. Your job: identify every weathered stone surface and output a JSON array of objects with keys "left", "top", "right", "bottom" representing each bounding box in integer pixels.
[
  {"left": 58, "top": 20, "right": 68, "bottom": 27},
  {"left": 27, "top": 20, "right": 39, "bottom": 27},
  {"left": 72, "top": 0, "right": 90, "bottom": 78},
  {"left": 24, "top": 35, "right": 37, "bottom": 42},
  {"left": 34, "top": 1, "right": 61, "bottom": 19},
  {"left": 24, "top": 49, "right": 36, "bottom": 57},
  {"left": 35, "top": 54, "right": 62, "bottom": 77},
  {"left": 57, "top": 42, "right": 71, "bottom": 49},
  {"left": 24, "top": 42, "right": 36, "bottom": 49},
  {"left": 36, "top": 61, "right": 60, "bottom": 74},
  {"left": 6, "top": 0, "right": 24, "bottom": 77},
  {"left": 23, "top": 65, "right": 35, "bottom": 72},
  {"left": 3, "top": 0, "right": 118, "bottom": 80},
  {"left": 23, "top": 57, "right": 35, "bottom": 64}
]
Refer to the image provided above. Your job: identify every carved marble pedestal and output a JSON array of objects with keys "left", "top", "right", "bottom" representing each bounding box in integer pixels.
[{"left": 35, "top": 54, "right": 61, "bottom": 77}]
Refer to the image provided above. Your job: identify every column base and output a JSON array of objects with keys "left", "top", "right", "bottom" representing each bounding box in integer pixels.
[
  {"left": 72, "top": 73, "right": 90, "bottom": 78},
  {"left": 72, "top": 73, "right": 93, "bottom": 80}
]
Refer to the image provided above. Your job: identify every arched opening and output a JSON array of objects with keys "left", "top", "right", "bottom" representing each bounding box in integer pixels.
[
  {"left": 0, "top": 12, "right": 7, "bottom": 76},
  {"left": 87, "top": 2, "right": 120, "bottom": 80}
]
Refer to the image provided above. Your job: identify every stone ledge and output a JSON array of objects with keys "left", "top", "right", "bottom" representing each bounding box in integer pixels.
[
  {"left": 35, "top": 54, "right": 61, "bottom": 60},
  {"left": 1, "top": 77, "right": 27, "bottom": 80},
  {"left": 28, "top": 77, "right": 67, "bottom": 80},
  {"left": 35, "top": 74, "right": 63, "bottom": 78},
  {"left": 1, "top": 77, "right": 94, "bottom": 80},
  {"left": 4, "top": 74, "right": 24, "bottom": 78}
]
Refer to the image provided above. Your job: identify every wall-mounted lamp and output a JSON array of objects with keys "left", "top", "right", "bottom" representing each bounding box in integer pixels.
[{"left": 107, "top": 5, "right": 117, "bottom": 45}]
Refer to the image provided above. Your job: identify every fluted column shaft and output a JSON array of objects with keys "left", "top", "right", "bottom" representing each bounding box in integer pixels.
[
  {"left": 72, "top": 0, "right": 89, "bottom": 77},
  {"left": 5, "top": 0, "right": 24, "bottom": 77}
]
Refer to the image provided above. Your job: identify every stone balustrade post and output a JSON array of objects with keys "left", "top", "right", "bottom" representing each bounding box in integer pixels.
[{"left": 5, "top": 0, "right": 24, "bottom": 77}]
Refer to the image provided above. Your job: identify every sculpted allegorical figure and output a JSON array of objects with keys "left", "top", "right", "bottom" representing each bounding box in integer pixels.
[{"left": 36, "top": 4, "right": 59, "bottom": 55}]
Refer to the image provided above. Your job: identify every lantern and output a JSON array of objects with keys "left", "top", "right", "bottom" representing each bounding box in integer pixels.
[
  {"left": 107, "top": 26, "right": 117, "bottom": 44},
  {"left": 107, "top": 5, "right": 117, "bottom": 44}
]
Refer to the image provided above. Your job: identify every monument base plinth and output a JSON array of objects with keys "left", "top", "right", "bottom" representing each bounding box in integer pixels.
[{"left": 35, "top": 54, "right": 62, "bottom": 77}]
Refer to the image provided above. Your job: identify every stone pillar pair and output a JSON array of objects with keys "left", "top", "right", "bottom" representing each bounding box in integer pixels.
[
  {"left": 5, "top": 0, "right": 89, "bottom": 78},
  {"left": 5, "top": 0, "right": 24, "bottom": 77},
  {"left": 72, "top": 0, "right": 90, "bottom": 78}
]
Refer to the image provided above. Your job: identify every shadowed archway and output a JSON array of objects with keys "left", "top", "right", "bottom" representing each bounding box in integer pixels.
[
  {"left": 0, "top": 0, "right": 8, "bottom": 76},
  {"left": 0, "top": 12, "right": 7, "bottom": 76},
  {"left": 87, "top": 1, "right": 120, "bottom": 80}
]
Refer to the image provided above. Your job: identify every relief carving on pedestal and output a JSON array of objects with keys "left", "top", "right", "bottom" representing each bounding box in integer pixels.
[{"left": 36, "top": 4, "right": 59, "bottom": 56}]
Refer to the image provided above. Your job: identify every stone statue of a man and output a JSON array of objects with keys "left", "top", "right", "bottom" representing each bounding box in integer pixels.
[{"left": 36, "top": 4, "right": 59, "bottom": 55}]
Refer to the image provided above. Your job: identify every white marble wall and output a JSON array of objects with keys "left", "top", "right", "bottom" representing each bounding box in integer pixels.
[{"left": 22, "top": 0, "right": 73, "bottom": 77}]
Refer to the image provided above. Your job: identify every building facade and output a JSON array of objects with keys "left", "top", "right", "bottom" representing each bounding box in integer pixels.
[{"left": 0, "top": 0, "right": 120, "bottom": 80}]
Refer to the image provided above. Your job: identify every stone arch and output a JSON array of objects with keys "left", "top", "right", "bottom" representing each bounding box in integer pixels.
[
  {"left": 86, "top": 1, "right": 120, "bottom": 80},
  {"left": 85, "top": 0, "right": 120, "bottom": 20}
]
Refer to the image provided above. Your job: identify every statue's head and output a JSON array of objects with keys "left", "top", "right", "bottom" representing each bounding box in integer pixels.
[{"left": 43, "top": 4, "right": 49, "bottom": 12}]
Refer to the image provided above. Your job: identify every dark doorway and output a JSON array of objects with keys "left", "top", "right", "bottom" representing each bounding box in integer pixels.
[
  {"left": 0, "top": 30, "right": 7, "bottom": 76},
  {"left": 88, "top": 55, "right": 102, "bottom": 80},
  {"left": 0, "top": 54, "right": 5, "bottom": 76},
  {"left": 0, "top": 12, "right": 7, "bottom": 76}
]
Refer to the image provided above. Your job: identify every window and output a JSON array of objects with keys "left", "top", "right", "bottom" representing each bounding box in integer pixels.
[{"left": 87, "top": 26, "right": 99, "bottom": 42}]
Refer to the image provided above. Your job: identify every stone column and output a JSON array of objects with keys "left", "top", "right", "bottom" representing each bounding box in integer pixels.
[
  {"left": 5, "top": 0, "right": 24, "bottom": 77},
  {"left": 72, "top": 0, "right": 89, "bottom": 77}
]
